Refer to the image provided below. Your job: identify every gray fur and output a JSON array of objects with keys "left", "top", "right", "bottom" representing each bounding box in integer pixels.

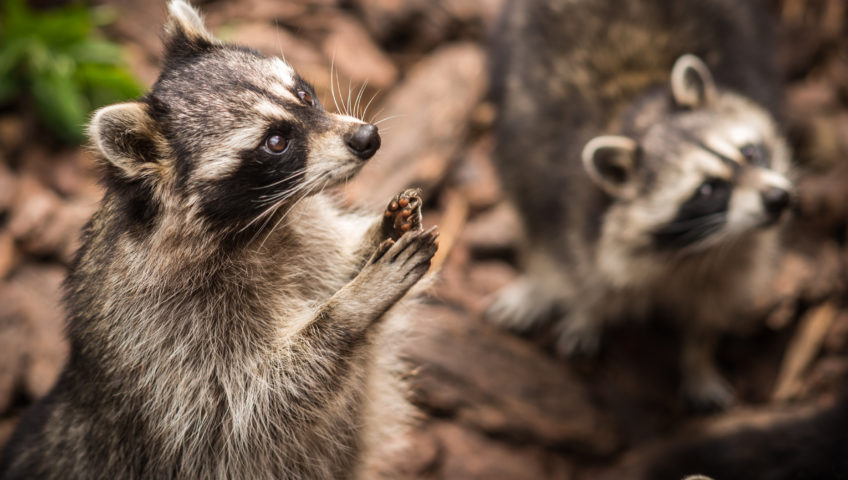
[
  {"left": 487, "top": 0, "right": 791, "bottom": 409},
  {"left": 0, "top": 1, "right": 436, "bottom": 478}
]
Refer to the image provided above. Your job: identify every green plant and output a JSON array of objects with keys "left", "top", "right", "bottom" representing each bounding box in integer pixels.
[{"left": 0, "top": 0, "right": 142, "bottom": 144}]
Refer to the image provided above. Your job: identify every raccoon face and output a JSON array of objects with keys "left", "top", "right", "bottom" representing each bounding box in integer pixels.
[
  {"left": 583, "top": 55, "right": 792, "bottom": 256},
  {"left": 87, "top": 0, "right": 379, "bottom": 240}
]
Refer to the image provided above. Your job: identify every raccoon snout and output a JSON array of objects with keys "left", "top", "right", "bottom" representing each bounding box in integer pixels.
[
  {"left": 345, "top": 124, "right": 381, "bottom": 160},
  {"left": 761, "top": 187, "right": 791, "bottom": 220}
]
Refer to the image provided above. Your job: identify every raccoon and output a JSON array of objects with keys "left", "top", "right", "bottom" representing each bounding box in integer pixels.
[
  {"left": 0, "top": 1, "right": 438, "bottom": 479},
  {"left": 487, "top": 0, "right": 792, "bottom": 409}
]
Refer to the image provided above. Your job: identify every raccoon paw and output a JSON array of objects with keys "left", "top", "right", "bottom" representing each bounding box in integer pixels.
[
  {"left": 485, "top": 279, "right": 551, "bottom": 332},
  {"left": 555, "top": 318, "right": 602, "bottom": 357},
  {"left": 382, "top": 188, "right": 423, "bottom": 240},
  {"left": 683, "top": 373, "right": 735, "bottom": 411},
  {"left": 365, "top": 226, "right": 439, "bottom": 291}
]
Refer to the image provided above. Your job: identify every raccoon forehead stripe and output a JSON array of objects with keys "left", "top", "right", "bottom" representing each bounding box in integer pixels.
[
  {"left": 254, "top": 99, "right": 295, "bottom": 121},
  {"left": 266, "top": 59, "right": 298, "bottom": 101},
  {"left": 680, "top": 131, "right": 740, "bottom": 171},
  {"left": 193, "top": 124, "right": 267, "bottom": 180}
]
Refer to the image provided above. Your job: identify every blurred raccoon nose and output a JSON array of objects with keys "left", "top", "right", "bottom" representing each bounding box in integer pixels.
[
  {"left": 346, "top": 124, "right": 380, "bottom": 160},
  {"left": 762, "top": 187, "right": 790, "bottom": 217}
]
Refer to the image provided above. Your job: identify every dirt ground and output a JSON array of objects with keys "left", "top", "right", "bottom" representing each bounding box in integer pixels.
[{"left": 1, "top": 0, "right": 848, "bottom": 478}]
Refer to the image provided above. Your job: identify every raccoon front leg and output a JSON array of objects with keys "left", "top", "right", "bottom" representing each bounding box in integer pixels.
[
  {"left": 292, "top": 227, "right": 438, "bottom": 384},
  {"left": 681, "top": 326, "right": 734, "bottom": 410}
]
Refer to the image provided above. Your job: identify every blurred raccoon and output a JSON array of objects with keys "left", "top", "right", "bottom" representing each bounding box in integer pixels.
[
  {"left": 0, "top": 1, "right": 438, "bottom": 479},
  {"left": 487, "top": 0, "right": 792, "bottom": 409}
]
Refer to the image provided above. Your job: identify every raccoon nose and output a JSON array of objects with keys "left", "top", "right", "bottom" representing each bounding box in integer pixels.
[
  {"left": 762, "top": 187, "right": 790, "bottom": 217},
  {"left": 346, "top": 124, "right": 381, "bottom": 160}
]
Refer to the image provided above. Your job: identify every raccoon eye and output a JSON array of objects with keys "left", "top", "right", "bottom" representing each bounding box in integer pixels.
[
  {"left": 740, "top": 143, "right": 768, "bottom": 167},
  {"left": 696, "top": 178, "right": 729, "bottom": 198},
  {"left": 297, "top": 90, "right": 314, "bottom": 106},
  {"left": 264, "top": 133, "right": 289, "bottom": 154}
]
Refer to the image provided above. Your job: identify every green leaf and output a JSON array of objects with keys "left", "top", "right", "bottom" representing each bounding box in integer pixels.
[
  {"left": 30, "top": 65, "right": 89, "bottom": 143},
  {"left": 75, "top": 63, "right": 143, "bottom": 107},
  {"left": 65, "top": 39, "right": 124, "bottom": 65},
  {"left": 0, "top": 0, "right": 143, "bottom": 144}
]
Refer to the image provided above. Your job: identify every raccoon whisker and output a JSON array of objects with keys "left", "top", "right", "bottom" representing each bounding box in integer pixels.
[
  {"left": 354, "top": 80, "right": 368, "bottom": 120},
  {"left": 244, "top": 177, "right": 318, "bottom": 240},
  {"left": 373, "top": 114, "right": 406, "bottom": 126},
  {"left": 361, "top": 89, "right": 381, "bottom": 123},
  {"left": 329, "top": 54, "right": 343, "bottom": 116},
  {"left": 251, "top": 168, "right": 307, "bottom": 192},
  {"left": 255, "top": 175, "right": 321, "bottom": 206},
  {"left": 346, "top": 77, "right": 353, "bottom": 118},
  {"left": 336, "top": 68, "right": 349, "bottom": 116},
  {"left": 258, "top": 172, "right": 332, "bottom": 249},
  {"left": 370, "top": 106, "right": 387, "bottom": 124},
  {"left": 273, "top": 20, "right": 287, "bottom": 65},
  {"left": 241, "top": 175, "right": 322, "bottom": 235}
]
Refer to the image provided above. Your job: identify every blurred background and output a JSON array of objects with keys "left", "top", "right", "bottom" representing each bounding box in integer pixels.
[{"left": 0, "top": 0, "right": 847, "bottom": 478}]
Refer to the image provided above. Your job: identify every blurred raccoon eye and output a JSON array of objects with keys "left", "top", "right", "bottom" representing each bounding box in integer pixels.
[
  {"left": 264, "top": 133, "right": 288, "bottom": 154},
  {"left": 740, "top": 143, "right": 768, "bottom": 167},
  {"left": 297, "top": 90, "right": 314, "bottom": 106},
  {"left": 696, "top": 178, "right": 728, "bottom": 198}
]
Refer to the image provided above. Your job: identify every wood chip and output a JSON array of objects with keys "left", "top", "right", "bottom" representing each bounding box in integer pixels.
[{"left": 773, "top": 301, "right": 838, "bottom": 401}]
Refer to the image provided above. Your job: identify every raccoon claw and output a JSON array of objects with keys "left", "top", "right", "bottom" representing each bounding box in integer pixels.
[
  {"left": 383, "top": 188, "right": 423, "bottom": 240},
  {"left": 486, "top": 279, "right": 550, "bottom": 332},
  {"left": 684, "top": 375, "right": 735, "bottom": 411},
  {"left": 555, "top": 321, "right": 602, "bottom": 357},
  {"left": 686, "top": 379, "right": 735, "bottom": 411}
]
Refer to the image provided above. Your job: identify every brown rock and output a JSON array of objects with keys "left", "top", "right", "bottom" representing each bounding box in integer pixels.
[
  {"left": 0, "top": 417, "right": 19, "bottom": 452},
  {"left": 205, "top": 0, "right": 323, "bottom": 26},
  {"left": 459, "top": 200, "right": 522, "bottom": 255},
  {"left": 452, "top": 135, "right": 503, "bottom": 211},
  {"left": 8, "top": 176, "right": 96, "bottom": 263},
  {"left": 353, "top": 0, "right": 505, "bottom": 50},
  {"left": 322, "top": 14, "right": 398, "bottom": 90},
  {"left": 10, "top": 265, "right": 69, "bottom": 400},
  {"left": 8, "top": 175, "right": 61, "bottom": 256},
  {"left": 344, "top": 43, "right": 487, "bottom": 208},
  {"left": 0, "top": 115, "right": 24, "bottom": 154},
  {"left": 0, "top": 232, "right": 17, "bottom": 280},
  {"left": 0, "top": 163, "right": 18, "bottom": 213},
  {"left": 0, "top": 286, "right": 28, "bottom": 413},
  {"left": 596, "top": 398, "right": 839, "bottom": 480},
  {"left": 223, "top": 21, "right": 332, "bottom": 94},
  {"left": 431, "top": 421, "right": 573, "bottom": 480},
  {"left": 407, "top": 305, "right": 619, "bottom": 455}
]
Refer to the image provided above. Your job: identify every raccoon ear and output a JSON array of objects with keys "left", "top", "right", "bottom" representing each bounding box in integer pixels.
[
  {"left": 89, "top": 102, "right": 166, "bottom": 180},
  {"left": 582, "top": 135, "right": 640, "bottom": 198},
  {"left": 670, "top": 54, "right": 716, "bottom": 109},
  {"left": 164, "top": 0, "right": 217, "bottom": 56}
]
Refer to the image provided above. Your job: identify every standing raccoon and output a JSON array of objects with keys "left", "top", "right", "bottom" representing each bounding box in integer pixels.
[
  {"left": 487, "top": 0, "right": 792, "bottom": 409},
  {"left": 0, "top": 1, "right": 438, "bottom": 478}
]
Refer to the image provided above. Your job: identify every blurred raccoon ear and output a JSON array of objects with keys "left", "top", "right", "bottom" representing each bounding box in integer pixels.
[
  {"left": 582, "top": 135, "right": 640, "bottom": 198},
  {"left": 670, "top": 54, "right": 716, "bottom": 109},
  {"left": 89, "top": 102, "right": 166, "bottom": 180},
  {"left": 164, "top": 0, "right": 217, "bottom": 56}
]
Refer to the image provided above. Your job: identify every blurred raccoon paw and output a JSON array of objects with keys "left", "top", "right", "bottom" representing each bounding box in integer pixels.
[
  {"left": 383, "top": 188, "right": 423, "bottom": 240},
  {"left": 555, "top": 319, "right": 601, "bottom": 357},
  {"left": 683, "top": 374, "right": 735, "bottom": 411},
  {"left": 485, "top": 279, "right": 550, "bottom": 332}
]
